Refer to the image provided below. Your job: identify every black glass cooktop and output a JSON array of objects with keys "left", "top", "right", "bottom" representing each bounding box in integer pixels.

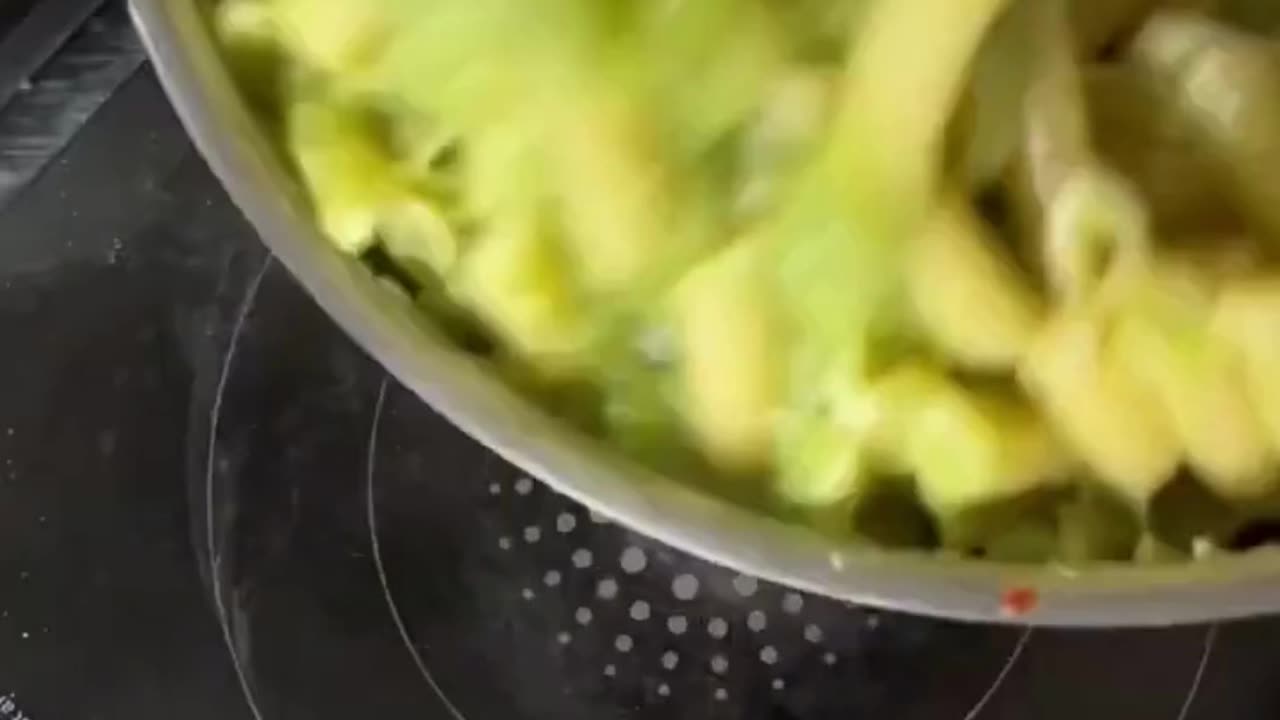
[{"left": 2, "top": 3, "right": 1280, "bottom": 719}]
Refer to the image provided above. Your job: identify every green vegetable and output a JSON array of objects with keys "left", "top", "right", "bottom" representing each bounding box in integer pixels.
[{"left": 218, "top": 0, "right": 1280, "bottom": 565}]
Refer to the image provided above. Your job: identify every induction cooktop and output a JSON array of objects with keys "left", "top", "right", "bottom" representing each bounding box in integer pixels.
[{"left": 0, "top": 3, "right": 1276, "bottom": 719}]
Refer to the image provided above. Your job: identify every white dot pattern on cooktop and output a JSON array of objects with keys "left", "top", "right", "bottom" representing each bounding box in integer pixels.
[
  {"left": 620, "top": 547, "right": 648, "bottom": 574},
  {"left": 661, "top": 650, "right": 680, "bottom": 671},
  {"left": 471, "top": 468, "right": 1228, "bottom": 720},
  {"left": 368, "top": 403, "right": 1212, "bottom": 720},
  {"left": 710, "top": 654, "right": 729, "bottom": 675},
  {"left": 596, "top": 578, "right": 619, "bottom": 601},
  {"left": 556, "top": 513, "right": 577, "bottom": 534},
  {"left": 629, "top": 601, "right": 651, "bottom": 622},
  {"left": 732, "top": 575, "right": 759, "bottom": 598},
  {"left": 671, "top": 574, "right": 699, "bottom": 601},
  {"left": 667, "top": 616, "right": 688, "bottom": 636},
  {"left": 482, "top": 472, "right": 924, "bottom": 706}
]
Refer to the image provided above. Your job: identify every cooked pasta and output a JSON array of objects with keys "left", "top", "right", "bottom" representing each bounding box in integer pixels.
[
  {"left": 215, "top": 0, "right": 1280, "bottom": 562},
  {"left": 1132, "top": 11, "right": 1280, "bottom": 240},
  {"left": 908, "top": 196, "right": 1042, "bottom": 370}
]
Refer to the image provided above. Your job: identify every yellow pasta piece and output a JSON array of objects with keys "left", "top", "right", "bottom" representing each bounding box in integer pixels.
[
  {"left": 269, "top": 0, "right": 389, "bottom": 74},
  {"left": 1023, "top": 0, "right": 1093, "bottom": 200},
  {"left": 861, "top": 363, "right": 948, "bottom": 473},
  {"left": 867, "top": 364, "right": 1065, "bottom": 515},
  {"left": 1113, "top": 264, "right": 1274, "bottom": 499},
  {"left": 378, "top": 198, "right": 459, "bottom": 276},
  {"left": 1020, "top": 310, "right": 1180, "bottom": 505},
  {"left": 833, "top": 0, "right": 1013, "bottom": 214},
  {"left": 555, "top": 94, "right": 677, "bottom": 295},
  {"left": 951, "top": 0, "right": 1039, "bottom": 188},
  {"left": 908, "top": 197, "right": 1042, "bottom": 371},
  {"left": 451, "top": 207, "right": 587, "bottom": 377},
  {"left": 287, "top": 101, "right": 401, "bottom": 255},
  {"left": 216, "top": 0, "right": 277, "bottom": 48},
  {"left": 1012, "top": 1, "right": 1154, "bottom": 307},
  {"left": 1131, "top": 11, "right": 1280, "bottom": 242},
  {"left": 675, "top": 239, "right": 782, "bottom": 474},
  {"left": 1044, "top": 165, "right": 1153, "bottom": 307},
  {"left": 774, "top": 410, "right": 869, "bottom": 509},
  {"left": 1213, "top": 277, "right": 1280, "bottom": 455}
]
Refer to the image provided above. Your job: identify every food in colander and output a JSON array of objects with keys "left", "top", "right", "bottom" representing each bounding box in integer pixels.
[{"left": 213, "top": 0, "right": 1280, "bottom": 562}]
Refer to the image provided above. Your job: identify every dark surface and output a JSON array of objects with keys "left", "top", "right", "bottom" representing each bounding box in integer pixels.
[{"left": 1, "top": 2, "right": 1280, "bottom": 720}]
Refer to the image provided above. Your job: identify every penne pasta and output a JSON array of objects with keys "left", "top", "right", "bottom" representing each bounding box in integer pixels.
[{"left": 218, "top": 0, "right": 1280, "bottom": 563}]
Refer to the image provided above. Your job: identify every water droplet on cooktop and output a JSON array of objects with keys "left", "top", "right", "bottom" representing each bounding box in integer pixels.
[
  {"left": 575, "top": 607, "right": 594, "bottom": 626},
  {"left": 772, "top": 678, "right": 786, "bottom": 691},
  {"left": 710, "top": 655, "right": 729, "bottom": 675},
  {"left": 782, "top": 592, "right": 804, "bottom": 615},
  {"left": 629, "top": 600, "right": 651, "bottom": 622},
  {"left": 521, "top": 588, "right": 536, "bottom": 601},
  {"left": 498, "top": 537, "right": 513, "bottom": 551},
  {"left": 556, "top": 513, "right": 577, "bottom": 533},
  {"left": 620, "top": 547, "right": 648, "bottom": 574},
  {"left": 597, "top": 578, "right": 619, "bottom": 600},
  {"left": 804, "top": 624, "right": 825, "bottom": 643},
  {"left": 661, "top": 650, "right": 680, "bottom": 670},
  {"left": 714, "top": 688, "right": 728, "bottom": 702},
  {"left": 543, "top": 570, "right": 562, "bottom": 587},
  {"left": 760, "top": 646, "right": 779, "bottom": 665},
  {"left": 866, "top": 613, "right": 881, "bottom": 629},
  {"left": 604, "top": 664, "right": 617, "bottom": 677},
  {"left": 658, "top": 683, "right": 671, "bottom": 697},
  {"left": 571, "top": 548, "right": 594, "bottom": 569},
  {"left": 732, "top": 575, "right": 759, "bottom": 598},
  {"left": 514, "top": 477, "right": 534, "bottom": 495},
  {"left": 747, "top": 610, "right": 768, "bottom": 633},
  {"left": 822, "top": 651, "right": 837, "bottom": 666},
  {"left": 672, "top": 574, "right": 700, "bottom": 601},
  {"left": 708, "top": 617, "right": 729, "bottom": 639},
  {"left": 488, "top": 482, "right": 501, "bottom": 496},
  {"left": 667, "top": 616, "right": 689, "bottom": 636},
  {"left": 523, "top": 526, "right": 542, "bottom": 544},
  {"left": 557, "top": 632, "right": 572, "bottom": 645},
  {"left": 615, "top": 634, "right": 634, "bottom": 653}
]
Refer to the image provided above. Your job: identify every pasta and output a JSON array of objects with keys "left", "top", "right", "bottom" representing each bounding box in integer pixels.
[
  {"left": 1213, "top": 279, "right": 1280, "bottom": 451},
  {"left": 1112, "top": 261, "right": 1275, "bottom": 499},
  {"left": 1132, "top": 11, "right": 1280, "bottom": 240},
  {"left": 1020, "top": 309, "right": 1181, "bottom": 506},
  {"left": 908, "top": 196, "right": 1042, "bottom": 370},
  {"left": 675, "top": 237, "right": 783, "bottom": 473},
  {"left": 216, "top": 0, "right": 1280, "bottom": 562}
]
